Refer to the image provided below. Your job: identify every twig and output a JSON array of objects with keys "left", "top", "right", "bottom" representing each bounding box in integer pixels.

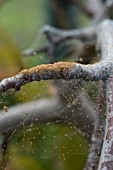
[
  {"left": 0, "top": 96, "right": 96, "bottom": 141},
  {"left": 84, "top": 81, "right": 105, "bottom": 170},
  {"left": 23, "top": 26, "right": 96, "bottom": 57},
  {"left": 1, "top": 20, "right": 113, "bottom": 100},
  {"left": 23, "top": 46, "right": 48, "bottom": 56},
  {"left": 41, "top": 25, "right": 96, "bottom": 43},
  {"left": 98, "top": 76, "right": 113, "bottom": 169},
  {"left": 0, "top": 58, "right": 112, "bottom": 93}
]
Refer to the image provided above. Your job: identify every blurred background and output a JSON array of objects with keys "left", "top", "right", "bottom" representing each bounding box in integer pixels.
[{"left": 0, "top": 0, "right": 96, "bottom": 169}]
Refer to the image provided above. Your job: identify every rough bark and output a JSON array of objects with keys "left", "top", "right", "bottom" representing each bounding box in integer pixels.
[
  {"left": 96, "top": 20, "right": 113, "bottom": 170},
  {"left": 98, "top": 76, "right": 113, "bottom": 169}
]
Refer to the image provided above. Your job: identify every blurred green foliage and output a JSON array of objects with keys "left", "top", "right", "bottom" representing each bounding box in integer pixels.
[
  {"left": 8, "top": 124, "right": 88, "bottom": 170},
  {"left": 0, "top": 26, "right": 22, "bottom": 79},
  {"left": 0, "top": 0, "right": 89, "bottom": 170}
]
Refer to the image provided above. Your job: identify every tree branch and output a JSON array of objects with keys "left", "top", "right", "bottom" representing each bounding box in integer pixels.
[
  {"left": 0, "top": 56, "right": 112, "bottom": 93},
  {"left": 0, "top": 20, "right": 113, "bottom": 99},
  {"left": 98, "top": 76, "right": 113, "bottom": 169},
  {"left": 0, "top": 97, "right": 61, "bottom": 133},
  {"left": 84, "top": 81, "right": 105, "bottom": 170},
  {"left": 23, "top": 26, "right": 96, "bottom": 57},
  {"left": 0, "top": 95, "right": 96, "bottom": 141},
  {"left": 95, "top": 20, "right": 113, "bottom": 170}
]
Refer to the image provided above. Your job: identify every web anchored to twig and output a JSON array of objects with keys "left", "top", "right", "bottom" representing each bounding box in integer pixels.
[{"left": 1, "top": 19, "right": 113, "bottom": 170}]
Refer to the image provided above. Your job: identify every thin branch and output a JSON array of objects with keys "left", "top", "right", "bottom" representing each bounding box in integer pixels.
[
  {"left": 41, "top": 25, "right": 96, "bottom": 43},
  {"left": 0, "top": 62, "right": 109, "bottom": 92},
  {"left": 23, "top": 46, "right": 48, "bottom": 56},
  {"left": 23, "top": 26, "right": 96, "bottom": 57},
  {"left": 0, "top": 97, "right": 61, "bottom": 133},
  {"left": 84, "top": 81, "right": 105, "bottom": 170},
  {"left": 98, "top": 76, "right": 113, "bottom": 169},
  {"left": 0, "top": 53, "right": 113, "bottom": 93},
  {"left": 0, "top": 95, "right": 96, "bottom": 141}
]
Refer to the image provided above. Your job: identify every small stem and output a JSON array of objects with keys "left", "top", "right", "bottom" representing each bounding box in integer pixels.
[
  {"left": 98, "top": 75, "right": 113, "bottom": 169},
  {"left": 23, "top": 26, "right": 95, "bottom": 57},
  {"left": 84, "top": 81, "right": 105, "bottom": 170}
]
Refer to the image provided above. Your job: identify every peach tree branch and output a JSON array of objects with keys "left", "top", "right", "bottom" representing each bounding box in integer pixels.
[
  {"left": 95, "top": 20, "right": 113, "bottom": 170},
  {"left": 0, "top": 58, "right": 112, "bottom": 93},
  {"left": 23, "top": 26, "right": 95, "bottom": 57},
  {"left": 84, "top": 81, "right": 105, "bottom": 170},
  {"left": 0, "top": 95, "right": 96, "bottom": 141},
  {"left": 2, "top": 19, "right": 113, "bottom": 92},
  {"left": 98, "top": 76, "right": 113, "bottom": 169}
]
